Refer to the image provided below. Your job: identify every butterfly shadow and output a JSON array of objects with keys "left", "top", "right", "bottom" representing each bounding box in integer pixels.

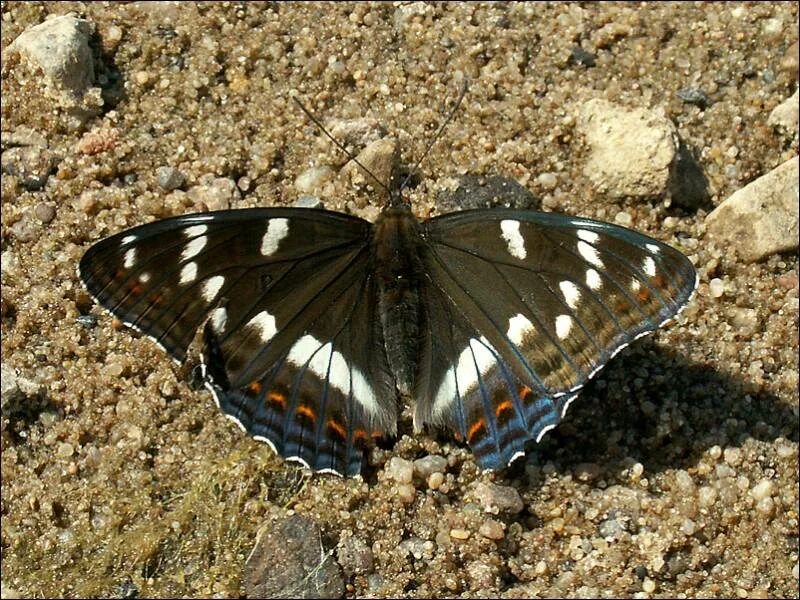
[{"left": 496, "top": 340, "right": 797, "bottom": 485}]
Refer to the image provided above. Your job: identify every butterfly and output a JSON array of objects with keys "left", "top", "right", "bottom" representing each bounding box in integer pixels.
[
  {"left": 79, "top": 92, "right": 697, "bottom": 476},
  {"left": 79, "top": 187, "right": 697, "bottom": 476}
]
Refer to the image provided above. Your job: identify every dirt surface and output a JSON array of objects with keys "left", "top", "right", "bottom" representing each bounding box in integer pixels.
[{"left": 1, "top": 2, "right": 798, "bottom": 598}]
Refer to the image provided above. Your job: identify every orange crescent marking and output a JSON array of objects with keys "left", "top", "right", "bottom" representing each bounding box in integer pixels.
[
  {"left": 637, "top": 287, "right": 651, "bottom": 302},
  {"left": 327, "top": 419, "right": 347, "bottom": 440},
  {"left": 467, "top": 418, "right": 486, "bottom": 443},
  {"left": 247, "top": 381, "right": 263, "bottom": 395},
  {"left": 518, "top": 385, "right": 533, "bottom": 401},
  {"left": 297, "top": 404, "right": 316, "bottom": 421},
  {"left": 267, "top": 390, "right": 287, "bottom": 408},
  {"left": 495, "top": 399, "right": 514, "bottom": 417}
]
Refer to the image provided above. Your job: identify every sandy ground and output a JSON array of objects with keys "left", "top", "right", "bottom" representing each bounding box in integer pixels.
[{"left": 1, "top": 2, "right": 798, "bottom": 598}]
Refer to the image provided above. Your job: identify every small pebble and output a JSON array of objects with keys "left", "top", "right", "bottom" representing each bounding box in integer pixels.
[
  {"left": 413, "top": 455, "right": 448, "bottom": 479},
  {"left": 478, "top": 519, "right": 505, "bottom": 540},
  {"left": 427, "top": 472, "right": 444, "bottom": 490},
  {"left": 472, "top": 482, "right": 524, "bottom": 514},
  {"left": 34, "top": 203, "right": 56, "bottom": 223},
  {"left": 723, "top": 447, "right": 742, "bottom": 466},
  {"left": 386, "top": 456, "right": 414, "bottom": 484},
  {"left": 755, "top": 497, "right": 775, "bottom": 518},
  {"left": 396, "top": 483, "right": 416, "bottom": 504},
  {"left": 449, "top": 528, "right": 470, "bottom": 540},
  {"left": 709, "top": 278, "right": 724, "bottom": 298},
  {"left": 677, "top": 87, "right": 710, "bottom": 108},
  {"left": 698, "top": 486, "right": 717, "bottom": 507},
  {"left": 56, "top": 442, "right": 74, "bottom": 458},
  {"left": 614, "top": 211, "right": 632, "bottom": 226},
  {"left": 293, "top": 195, "right": 324, "bottom": 209},
  {"left": 156, "top": 166, "right": 185, "bottom": 191},
  {"left": 537, "top": 172, "right": 558, "bottom": 190},
  {"left": 750, "top": 479, "right": 774, "bottom": 501}
]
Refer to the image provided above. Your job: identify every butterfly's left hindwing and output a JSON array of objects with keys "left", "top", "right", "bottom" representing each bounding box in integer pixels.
[
  {"left": 79, "top": 208, "right": 397, "bottom": 475},
  {"left": 416, "top": 209, "right": 697, "bottom": 469}
]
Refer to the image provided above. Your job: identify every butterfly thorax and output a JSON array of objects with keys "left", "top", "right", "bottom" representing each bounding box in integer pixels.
[{"left": 373, "top": 204, "right": 425, "bottom": 397}]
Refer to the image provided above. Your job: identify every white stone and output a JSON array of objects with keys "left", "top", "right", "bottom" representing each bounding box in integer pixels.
[{"left": 576, "top": 99, "right": 678, "bottom": 197}]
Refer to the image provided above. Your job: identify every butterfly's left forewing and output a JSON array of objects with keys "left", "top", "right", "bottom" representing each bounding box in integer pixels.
[
  {"left": 416, "top": 209, "right": 697, "bottom": 469},
  {"left": 79, "top": 208, "right": 396, "bottom": 475}
]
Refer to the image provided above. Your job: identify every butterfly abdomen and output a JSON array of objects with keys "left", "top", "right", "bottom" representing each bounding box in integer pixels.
[{"left": 373, "top": 205, "right": 426, "bottom": 397}]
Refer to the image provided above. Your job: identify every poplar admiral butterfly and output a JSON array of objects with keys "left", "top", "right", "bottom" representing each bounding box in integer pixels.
[{"left": 79, "top": 93, "right": 697, "bottom": 476}]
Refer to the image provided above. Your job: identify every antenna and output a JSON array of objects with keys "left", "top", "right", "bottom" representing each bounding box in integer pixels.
[
  {"left": 292, "top": 96, "right": 390, "bottom": 196},
  {"left": 399, "top": 79, "right": 469, "bottom": 192},
  {"left": 292, "top": 80, "right": 469, "bottom": 202}
]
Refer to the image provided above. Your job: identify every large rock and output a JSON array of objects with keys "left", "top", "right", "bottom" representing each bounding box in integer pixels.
[
  {"left": 576, "top": 99, "right": 678, "bottom": 198},
  {"left": 244, "top": 514, "right": 344, "bottom": 599},
  {"left": 705, "top": 157, "right": 799, "bottom": 262}
]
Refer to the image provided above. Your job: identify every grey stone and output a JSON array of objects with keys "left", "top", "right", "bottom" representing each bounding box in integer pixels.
[
  {"left": 155, "top": 166, "right": 185, "bottom": 191},
  {"left": 412, "top": 455, "right": 448, "bottom": 479},
  {"left": 244, "top": 514, "right": 344, "bottom": 599},
  {"left": 706, "top": 157, "right": 799, "bottom": 262},
  {"left": 472, "top": 482, "right": 524, "bottom": 514},
  {"left": 436, "top": 174, "right": 539, "bottom": 212},
  {"left": 336, "top": 535, "right": 374, "bottom": 576}
]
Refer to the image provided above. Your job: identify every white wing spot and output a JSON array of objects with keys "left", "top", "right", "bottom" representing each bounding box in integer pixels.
[
  {"left": 182, "top": 236, "right": 207, "bottom": 261},
  {"left": 121, "top": 235, "right": 138, "bottom": 245},
  {"left": 247, "top": 310, "right": 277, "bottom": 342},
  {"left": 577, "top": 229, "right": 599, "bottom": 244},
  {"left": 507, "top": 314, "right": 535, "bottom": 345},
  {"left": 432, "top": 368, "right": 457, "bottom": 420},
  {"left": 185, "top": 224, "right": 208, "bottom": 238},
  {"left": 328, "top": 351, "right": 350, "bottom": 398},
  {"left": 209, "top": 307, "right": 228, "bottom": 333},
  {"left": 455, "top": 337, "right": 496, "bottom": 397},
  {"left": 646, "top": 243, "right": 661, "bottom": 254},
  {"left": 577, "top": 240, "right": 604, "bottom": 268},
  {"left": 351, "top": 366, "right": 380, "bottom": 417},
  {"left": 261, "top": 218, "right": 290, "bottom": 256},
  {"left": 139, "top": 272, "right": 151, "bottom": 283},
  {"left": 555, "top": 314, "right": 573, "bottom": 339},
  {"left": 202, "top": 275, "right": 225, "bottom": 302},
  {"left": 643, "top": 256, "right": 657, "bottom": 277},
  {"left": 180, "top": 261, "right": 197, "bottom": 284},
  {"left": 631, "top": 278, "right": 641, "bottom": 292},
  {"left": 500, "top": 220, "right": 526, "bottom": 260},
  {"left": 559, "top": 280, "right": 581, "bottom": 310},
  {"left": 586, "top": 268, "right": 602, "bottom": 290},
  {"left": 288, "top": 335, "right": 320, "bottom": 368},
  {"left": 124, "top": 248, "right": 136, "bottom": 269},
  {"left": 287, "top": 334, "right": 380, "bottom": 418}
]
